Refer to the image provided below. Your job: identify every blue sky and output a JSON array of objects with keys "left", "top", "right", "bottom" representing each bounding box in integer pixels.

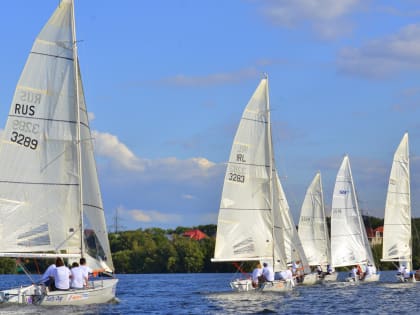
[{"left": 1, "top": 0, "right": 420, "bottom": 231}]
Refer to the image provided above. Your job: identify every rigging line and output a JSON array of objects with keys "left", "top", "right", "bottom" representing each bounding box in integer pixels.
[
  {"left": 241, "top": 117, "right": 268, "bottom": 124},
  {"left": 7, "top": 114, "right": 89, "bottom": 129},
  {"left": 220, "top": 207, "right": 271, "bottom": 211},
  {"left": 227, "top": 161, "right": 270, "bottom": 168},
  {"left": 0, "top": 180, "right": 78, "bottom": 186},
  {"left": 232, "top": 262, "right": 251, "bottom": 278},
  {"left": 30, "top": 51, "right": 73, "bottom": 61},
  {"left": 16, "top": 259, "right": 36, "bottom": 284},
  {"left": 83, "top": 203, "right": 104, "bottom": 211}
]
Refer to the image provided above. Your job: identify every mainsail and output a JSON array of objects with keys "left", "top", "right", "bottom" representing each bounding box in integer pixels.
[
  {"left": 331, "top": 156, "right": 375, "bottom": 268},
  {"left": 382, "top": 133, "right": 411, "bottom": 270},
  {"left": 0, "top": 0, "right": 113, "bottom": 272},
  {"left": 212, "top": 78, "right": 273, "bottom": 263},
  {"left": 298, "top": 172, "right": 330, "bottom": 267}
]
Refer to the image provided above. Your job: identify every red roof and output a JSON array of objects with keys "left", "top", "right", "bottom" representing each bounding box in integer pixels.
[
  {"left": 375, "top": 226, "right": 384, "bottom": 233},
  {"left": 183, "top": 229, "right": 208, "bottom": 240},
  {"left": 366, "top": 226, "right": 384, "bottom": 238}
]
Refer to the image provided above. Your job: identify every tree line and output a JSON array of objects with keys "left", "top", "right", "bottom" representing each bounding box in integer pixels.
[{"left": 1, "top": 217, "right": 420, "bottom": 274}]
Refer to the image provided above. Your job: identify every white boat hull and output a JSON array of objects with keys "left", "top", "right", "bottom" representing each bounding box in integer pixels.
[
  {"left": 300, "top": 273, "right": 321, "bottom": 285},
  {"left": 363, "top": 273, "right": 380, "bottom": 282},
  {"left": 230, "top": 278, "right": 294, "bottom": 292},
  {"left": 230, "top": 279, "right": 254, "bottom": 292},
  {"left": 346, "top": 273, "right": 380, "bottom": 283},
  {"left": 260, "top": 279, "right": 294, "bottom": 292},
  {"left": 0, "top": 278, "right": 118, "bottom": 306},
  {"left": 397, "top": 274, "right": 416, "bottom": 283},
  {"left": 322, "top": 273, "right": 338, "bottom": 282}
]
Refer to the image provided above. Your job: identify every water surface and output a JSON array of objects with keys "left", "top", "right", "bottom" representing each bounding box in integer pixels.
[{"left": 0, "top": 271, "right": 417, "bottom": 314}]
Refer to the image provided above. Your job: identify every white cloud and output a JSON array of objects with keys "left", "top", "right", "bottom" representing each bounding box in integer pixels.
[
  {"left": 92, "top": 130, "right": 222, "bottom": 182},
  {"left": 141, "top": 157, "right": 218, "bottom": 181},
  {"left": 337, "top": 24, "right": 420, "bottom": 78},
  {"left": 92, "top": 131, "right": 145, "bottom": 171},
  {"left": 90, "top": 130, "right": 225, "bottom": 229},
  {"left": 259, "top": 0, "right": 362, "bottom": 39}
]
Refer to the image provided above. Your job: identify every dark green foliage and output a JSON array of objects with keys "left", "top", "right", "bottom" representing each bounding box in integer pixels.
[
  {"left": 107, "top": 218, "right": 420, "bottom": 273},
  {"left": 107, "top": 224, "right": 234, "bottom": 273},
  {"left": 5, "top": 218, "right": 420, "bottom": 274},
  {"left": 0, "top": 258, "right": 17, "bottom": 274}
]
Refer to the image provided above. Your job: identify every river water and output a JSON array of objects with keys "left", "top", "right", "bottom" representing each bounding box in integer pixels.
[{"left": 0, "top": 271, "right": 417, "bottom": 314}]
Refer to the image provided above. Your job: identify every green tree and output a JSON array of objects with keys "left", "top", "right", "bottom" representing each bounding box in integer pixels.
[
  {"left": 0, "top": 258, "right": 17, "bottom": 274},
  {"left": 172, "top": 236, "right": 204, "bottom": 273}
]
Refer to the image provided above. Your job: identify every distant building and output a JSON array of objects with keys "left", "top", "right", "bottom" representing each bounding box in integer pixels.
[
  {"left": 367, "top": 226, "right": 383, "bottom": 246},
  {"left": 183, "top": 229, "right": 208, "bottom": 240}
]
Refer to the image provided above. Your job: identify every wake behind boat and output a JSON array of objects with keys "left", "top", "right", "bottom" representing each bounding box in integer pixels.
[{"left": 0, "top": 0, "right": 117, "bottom": 305}]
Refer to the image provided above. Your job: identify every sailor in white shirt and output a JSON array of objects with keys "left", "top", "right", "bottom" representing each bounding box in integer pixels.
[
  {"left": 262, "top": 263, "right": 274, "bottom": 282},
  {"left": 251, "top": 263, "right": 263, "bottom": 287}
]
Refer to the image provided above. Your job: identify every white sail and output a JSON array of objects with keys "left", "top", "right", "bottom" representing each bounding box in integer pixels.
[
  {"left": 0, "top": 0, "right": 118, "bottom": 305},
  {"left": 382, "top": 133, "right": 411, "bottom": 269},
  {"left": 0, "top": 0, "right": 80, "bottom": 255},
  {"left": 0, "top": 0, "right": 113, "bottom": 270},
  {"left": 331, "top": 156, "right": 375, "bottom": 268},
  {"left": 77, "top": 66, "right": 114, "bottom": 272},
  {"left": 273, "top": 171, "right": 311, "bottom": 274},
  {"left": 212, "top": 78, "right": 273, "bottom": 262},
  {"left": 298, "top": 172, "right": 330, "bottom": 267}
]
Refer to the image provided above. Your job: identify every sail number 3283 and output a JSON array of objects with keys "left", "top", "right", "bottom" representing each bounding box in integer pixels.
[
  {"left": 10, "top": 131, "right": 38, "bottom": 150},
  {"left": 228, "top": 173, "right": 245, "bottom": 183}
]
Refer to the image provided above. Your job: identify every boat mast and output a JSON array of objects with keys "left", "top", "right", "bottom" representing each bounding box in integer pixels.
[
  {"left": 265, "top": 73, "right": 275, "bottom": 267},
  {"left": 71, "top": 0, "right": 85, "bottom": 258}
]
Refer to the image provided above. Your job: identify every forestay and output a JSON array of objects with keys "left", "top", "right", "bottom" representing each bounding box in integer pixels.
[{"left": 382, "top": 133, "right": 411, "bottom": 269}]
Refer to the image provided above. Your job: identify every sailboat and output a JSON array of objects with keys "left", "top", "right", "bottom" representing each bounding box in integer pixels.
[
  {"left": 298, "top": 172, "right": 337, "bottom": 282},
  {"left": 211, "top": 76, "right": 294, "bottom": 292},
  {"left": 330, "top": 156, "right": 380, "bottom": 282},
  {"left": 273, "top": 172, "right": 318, "bottom": 285},
  {"left": 0, "top": 0, "right": 118, "bottom": 305},
  {"left": 382, "top": 133, "right": 418, "bottom": 282}
]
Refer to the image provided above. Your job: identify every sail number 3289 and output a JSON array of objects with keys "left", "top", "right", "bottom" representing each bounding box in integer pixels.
[
  {"left": 228, "top": 173, "right": 245, "bottom": 183},
  {"left": 10, "top": 131, "right": 38, "bottom": 150}
]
